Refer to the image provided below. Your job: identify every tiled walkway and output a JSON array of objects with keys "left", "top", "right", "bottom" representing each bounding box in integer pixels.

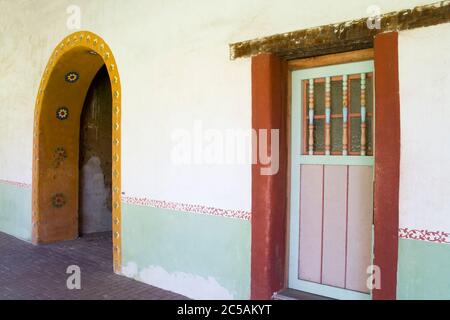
[{"left": 0, "top": 231, "right": 187, "bottom": 300}]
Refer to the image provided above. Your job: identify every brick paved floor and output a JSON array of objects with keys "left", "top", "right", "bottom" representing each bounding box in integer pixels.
[{"left": 0, "top": 231, "right": 188, "bottom": 300}]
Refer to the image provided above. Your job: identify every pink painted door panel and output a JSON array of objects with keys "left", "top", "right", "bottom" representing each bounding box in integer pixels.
[
  {"left": 322, "top": 165, "right": 347, "bottom": 288},
  {"left": 345, "top": 166, "right": 373, "bottom": 293},
  {"left": 298, "top": 165, "right": 323, "bottom": 283},
  {"left": 297, "top": 164, "right": 373, "bottom": 292}
]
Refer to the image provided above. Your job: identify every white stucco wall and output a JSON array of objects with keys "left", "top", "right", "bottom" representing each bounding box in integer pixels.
[
  {"left": 399, "top": 23, "right": 450, "bottom": 234},
  {"left": 0, "top": 0, "right": 435, "bottom": 213}
]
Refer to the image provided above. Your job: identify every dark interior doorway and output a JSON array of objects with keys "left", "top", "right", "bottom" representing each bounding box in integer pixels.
[{"left": 79, "top": 65, "right": 112, "bottom": 235}]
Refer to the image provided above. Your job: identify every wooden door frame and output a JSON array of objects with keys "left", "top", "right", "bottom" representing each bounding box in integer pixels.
[
  {"left": 251, "top": 32, "right": 400, "bottom": 300},
  {"left": 288, "top": 57, "right": 375, "bottom": 300}
]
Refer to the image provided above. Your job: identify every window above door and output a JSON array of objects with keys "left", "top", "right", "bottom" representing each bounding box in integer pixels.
[{"left": 301, "top": 72, "right": 374, "bottom": 156}]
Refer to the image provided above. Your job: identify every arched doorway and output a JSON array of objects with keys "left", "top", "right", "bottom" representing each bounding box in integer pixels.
[{"left": 32, "top": 31, "right": 122, "bottom": 272}]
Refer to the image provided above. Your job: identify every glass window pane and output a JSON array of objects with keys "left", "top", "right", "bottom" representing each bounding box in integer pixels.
[
  {"left": 331, "top": 118, "right": 343, "bottom": 153},
  {"left": 313, "top": 82, "right": 325, "bottom": 115},
  {"left": 366, "top": 76, "right": 373, "bottom": 114},
  {"left": 350, "top": 78, "right": 361, "bottom": 113},
  {"left": 331, "top": 80, "right": 343, "bottom": 115},
  {"left": 313, "top": 119, "right": 325, "bottom": 153},
  {"left": 350, "top": 117, "right": 361, "bottom": 153},
  {"left": 367, "top": 117, "right": 373, "bottom": 155}
]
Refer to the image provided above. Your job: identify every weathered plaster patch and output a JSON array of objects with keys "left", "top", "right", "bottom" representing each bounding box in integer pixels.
[
  {"left": 0, "top": 182, "right": 32, "bottom": 241},
  {"left": 122, "top": 261, "right": 139, "bottom": 278},
  {"left": 79, "top": 156, "right": 112, "bottom": 234},
  {"left": 122, "top": 262, "right": 234, "bottom": 300}
]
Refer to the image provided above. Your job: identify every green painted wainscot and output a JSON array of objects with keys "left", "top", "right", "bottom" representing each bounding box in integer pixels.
[
  {"left": 0, "top": 182, "right": 32, "bottom": 241},
  {"left": 397, "top": 238, "right": 450, "bottom": 299},
  {"left": 121, "top": 203, "right": 251, "bottom": 300}
]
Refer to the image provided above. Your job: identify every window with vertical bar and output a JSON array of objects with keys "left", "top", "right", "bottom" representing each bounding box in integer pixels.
[{"left": 302, "top": 73, "right": 373, "bottom": 156}]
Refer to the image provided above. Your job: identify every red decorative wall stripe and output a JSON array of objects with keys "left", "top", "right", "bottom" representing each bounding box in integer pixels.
[
  {"left": 122, "top": 196, "right": 251, "bottom": 220},
  {"left": 0, "top": 179, "right": 31, "bottom": 189},
  {"left": 399, "top": 228, "right": 450, "bottom": 244}
]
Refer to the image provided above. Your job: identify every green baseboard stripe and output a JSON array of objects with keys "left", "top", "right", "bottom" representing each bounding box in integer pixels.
[
  {"left": 0, "top": 182, "right": 32, "bottom": 241},
  {"left": 121, "top": 203, "right": 251, "bottom": 299},
  {"left": 397, "top": 238, "right": 450, "bottom": 300}
]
